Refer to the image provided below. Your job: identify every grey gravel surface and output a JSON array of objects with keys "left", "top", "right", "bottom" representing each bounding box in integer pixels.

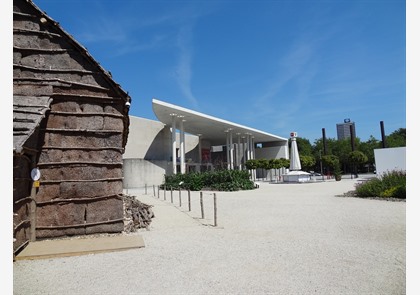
[{"left": 13, "top": 175, "right": 406, "bottom": 295}]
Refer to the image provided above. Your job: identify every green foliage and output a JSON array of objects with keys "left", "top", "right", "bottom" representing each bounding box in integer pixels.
[
  {"left": 332, "top": 160, "right": 342, "bottom": 178},
  {"left": 386, "top": 128, "right": 406, "bottom": 147},
  {"left": 162, "top": 170, "right": 254, "bottom": 192},
  {"left": 322, "top": 155, "right": 339, "bottom": 170},
  {"left": 244, "top": 159, "right": 259, "bottom": 170},
  {"left": 295, "top": 137, "right": 313, "bottom": 156},
  {"left": 245, "top": 158, "right": 289, "bottom": 170},
  {"left": 306, "top": 127, "right": 404, "bottom": 173},
  {"left": 348, "top": 151, "right": 368, "bottom": 165},
  {"left": 348, "top": 151, "right": 368, "bottom": 174},
  {"left": 354, "top": 177, "right": 383, "bottom": 198},
  {"left": 322, "top": 155, "right": 341, "bottom": 177},
  {"left": 334, "top": 138, "right": 357, "bottom": 170},
  {"left": 277, "top": 158, "right": 290, "bottom": 168},
  {"left": 186, "top": 172, "right": 204, "bottom": 191},
  {"left": 358, "top": 136, "right": 381, "bottom": 168},
  {"left": 380, "top": 186, "right": 402, "bottom": 198},
  {"left": 268, "top": 159, "right": 277, "bottom": 169},
  {"left": 355, "top": 170, "right": 406, "bottom": 199},
  {"left": 258, "top": 158, "right": 270, "bottom": 170},
  {"left": 300, "top": 155, "right": 316, "bottom": 171}
]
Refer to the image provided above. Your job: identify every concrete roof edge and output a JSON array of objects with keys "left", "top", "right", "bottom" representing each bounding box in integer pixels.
[{"left": 152, "top": 98, "right": 288, "bottom": 142}]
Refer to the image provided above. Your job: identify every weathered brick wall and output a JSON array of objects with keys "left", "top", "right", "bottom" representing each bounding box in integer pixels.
[
  {"left": 13, "top": 0, "right": 130, "bottom": 243},
  {"left": 13, "top": 155, "right": 32, "bottom": 253}
]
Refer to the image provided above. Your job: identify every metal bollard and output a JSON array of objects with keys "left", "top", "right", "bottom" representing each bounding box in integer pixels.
[
  {"left": 188, "top": 190, "right": 191, "bottom": 212},
  {"left": 200, "top": 192, "right": 204, "bottom": 219},
  {"left": 164, "top": 185, "right": 167, "bottom": 201},
  {"left": 213, "top": 193, "right": 217, "bottom": 227}
]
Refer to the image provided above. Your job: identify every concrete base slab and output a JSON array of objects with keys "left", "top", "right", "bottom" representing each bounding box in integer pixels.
[{"left": 15, "top": 234, "right": 145, "bottom": 260}]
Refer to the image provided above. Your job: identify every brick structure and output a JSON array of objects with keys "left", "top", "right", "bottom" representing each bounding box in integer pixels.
[{"left": 13, "top": 0, "right": 131, "bottom": 255}]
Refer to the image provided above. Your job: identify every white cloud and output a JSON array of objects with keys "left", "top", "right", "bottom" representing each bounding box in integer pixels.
[{"left": 174, "top": 24, "right": 199, "bottom": 108}]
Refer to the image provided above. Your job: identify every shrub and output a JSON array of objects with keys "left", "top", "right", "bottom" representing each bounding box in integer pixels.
[
  {"left": 355, "top": 170, "right": 406, "bottom": 199},
  {"left": 161, "top": 170, "right": 254, "bottom": 191},
  {"left": 392, "top": 184, "right": 406, "bottom": 199}
]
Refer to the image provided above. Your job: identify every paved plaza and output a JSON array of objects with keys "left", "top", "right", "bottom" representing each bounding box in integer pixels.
[{"left": 13, "top": 175, "right": 406, "bottom": 295}]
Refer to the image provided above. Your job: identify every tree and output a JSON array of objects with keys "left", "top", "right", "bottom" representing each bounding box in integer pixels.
[
  {"left": 322, "top": 155, "right": 340, "bottom": 177},
  {"left": 332, "top": 159, "right": 342, "bottom": 180},
  {"left": 307, "top": 127, "right": 404, "bottom": 175},
  {"left": 322, "top": 155, "right": 342, "bottom": 180},
  {"left": 244, "top": 159, "right": 258, "bottom": 180},
  {"left": 267, "top": 159, "right": 277, "bottom": 181},
  {"left": 386, "top": 128, "right": 406, "bottom": 147},
  {"left": 358, "top": 136, "right": 380, "bottom": 172},
  {"left": 295, "top": 137, "right": 313, "bottom": 156},
  {"left": 242, "top": 127, "right": 403, "bottom": 179},
  {"left": 258, "top": 158, "right": 270, "bottom": 180},
  {"left": 300, "top": 155, "right": 316, "bottom": 172},
  {"left": 277, "top": 158, "right": 290, "bottom": 170},
  {"left": 245, "top": 159, "right": 258, "bottom": 170},
  {"left": 270, "top": 159, "right": 283, "bottom": 181},
  {"left": 333, "top": 138, "right": 360, "bottom": 173},
  {"left": 348, "top": 150, "right": 368, "bottom": 178},
  {"left": 275, "top": 158, "right": 290, "bottom": 181}
]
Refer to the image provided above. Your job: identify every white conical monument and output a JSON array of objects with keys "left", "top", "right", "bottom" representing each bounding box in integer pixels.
[
  {"left": 283, "top": 132, "right": 311, "bottom": 183},
  {"left": 289, "top": 132, "right": 301, "bottom": 171}
]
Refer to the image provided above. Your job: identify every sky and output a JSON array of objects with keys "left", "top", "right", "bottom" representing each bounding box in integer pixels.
[
  {"left": 22, "top": 0, "right": 406, "bottom": 145},
  {"left": 3, "top": 1, "right": 417, "bottom": 292}
]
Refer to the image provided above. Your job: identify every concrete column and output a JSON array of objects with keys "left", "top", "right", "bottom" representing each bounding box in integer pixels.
[
  {"left": 250, "top": 136, "right": 255, "bottom": 160},
  {"left": 236, "top": 133, "right": 241, "bottom": 170},
  {"left": 228, "top": 130, "right": 234, "bottom": 170},
  {"left": 179, "top": 116, "right": 185, "bottom": 174},
  {"left": 170, "top": 113, "right": 177, "bottom": 174},
  {"left": 241, "top": 136, "right": 246, "bottom": 168},
  {"left": 225, "top": 130, "right": 230, "bottom": 169},
  {"left": 246, "top": 133, "right": 251, "bottom": 162},
  {"left": 197, "top": 134, "right": 202, "bottom": 165},
  {"left": 251, "top": 136, "right": 256, "bottom": 180}
]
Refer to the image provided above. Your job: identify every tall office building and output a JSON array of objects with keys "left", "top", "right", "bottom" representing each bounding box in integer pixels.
[{"left": 336, "top": 119, "right": 356, "bottom": 140}]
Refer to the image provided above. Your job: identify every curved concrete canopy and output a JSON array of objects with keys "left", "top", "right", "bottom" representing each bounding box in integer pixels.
[{"left": 152, "top": 98, "right": 288, "bottom": 146}]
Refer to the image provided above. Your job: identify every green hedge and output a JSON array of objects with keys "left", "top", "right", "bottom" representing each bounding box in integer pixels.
[
  {"left": 354, "top": 170, "right": 406, "bottom": 199},
  {"left": 161, "top": 170, "right": 255, "bottom": 191}
]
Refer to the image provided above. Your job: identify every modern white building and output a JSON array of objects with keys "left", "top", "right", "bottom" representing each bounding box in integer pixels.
[
  {"left": 123, "top": 98, "right": 289, "bottom": 188},
  {"left": 374, "top": 147, "right": 406, "bottom": 177}
]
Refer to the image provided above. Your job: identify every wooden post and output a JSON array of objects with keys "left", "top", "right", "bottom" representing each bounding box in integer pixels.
[
  {"left": 179, "top": 188, "right": 182, "bottom": 207},
  {"left": 171, "top": 187, "right": 173, "bottom": 203},
  {"left": 30, "top": 185, "right": 37, "bottom": 242},
  {"left": 200, "top": 192, "right": 204, "bottom": 219},
  {"left": 213, "top": 193, "right": 217, "bottom": 227},
  {"left": 164, "top": 185, "right": 166, "bottom": 201},
  {"left": 188, "top": 189, "right": 191, "bottom": 212},
  {"left": 157, "top": 186, "right": 160, "bottom": 199},
  {"left": 153, "top": 185, "right": 156, "bottom": 197},
  {"left": 29, "top": 157, "right": 38, "bottom": 242}
]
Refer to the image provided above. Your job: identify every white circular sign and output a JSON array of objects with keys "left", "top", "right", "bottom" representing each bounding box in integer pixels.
[{"left": 31, "top": 168, "right": 41, "bottom": 181}]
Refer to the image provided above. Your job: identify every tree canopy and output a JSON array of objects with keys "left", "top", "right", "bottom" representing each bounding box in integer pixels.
[{"left": 302, "top": 127, "right": 405, "bottom": 174}]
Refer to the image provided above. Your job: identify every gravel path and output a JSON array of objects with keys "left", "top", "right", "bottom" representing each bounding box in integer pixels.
[{"left": 13, "top": 175, "right": 406, "bottom": 295}]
